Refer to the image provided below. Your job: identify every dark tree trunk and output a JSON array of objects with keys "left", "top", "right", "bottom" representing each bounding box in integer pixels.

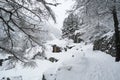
[{"left": 112, "top": 4, "right": 120, "bottom": 62}]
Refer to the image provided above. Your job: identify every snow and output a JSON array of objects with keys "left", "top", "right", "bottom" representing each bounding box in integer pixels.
[
  {"left": 0, "top": 41, "right": 120, "bottom": 80},
  {"left": 44, "top": 43, "right": 120, "bottom": 80},
  {"left": 101, "top": 31, "right": 114, "bottom": 39},
  {"left": 0, "top": 60, "right": 54, "bottom": 80},
  {"left": 46, "top": 39, "right": 68, "bottom": 48},
  {"left": 0, "top": 0, "right": 119, "bottom": 80},
  {"left": 25, "top": 46, "right": 42, "bottom": 59},
  {"left": 47, "top": 0, "right": 75, "bottom": 30},
  {"left": 42, "top": 22, "right": 62, "bottom": 39}
]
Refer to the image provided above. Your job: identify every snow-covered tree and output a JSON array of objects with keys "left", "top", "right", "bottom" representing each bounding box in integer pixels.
[
  {"left": 74, "top": 0, "right": 120, "bottom": 61},
  {"left": 62, "top": 13, "right": 79, "bottom": 39},
  {"left": 0, "top": 0, "right": 59, "bottom": 65}
]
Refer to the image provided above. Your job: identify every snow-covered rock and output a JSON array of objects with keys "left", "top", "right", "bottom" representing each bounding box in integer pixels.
[{"left": 93, "top": 31, "right": 117, "bottom": 57}]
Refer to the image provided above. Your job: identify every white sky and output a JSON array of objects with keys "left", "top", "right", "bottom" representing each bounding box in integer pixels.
[{"left": 47, "top": 0, "right": 75, "bottom": 30}]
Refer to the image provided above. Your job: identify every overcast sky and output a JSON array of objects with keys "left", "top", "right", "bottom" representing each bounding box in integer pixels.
[{"left": 48, "top": 0, "right": 75, "bottom": 30}]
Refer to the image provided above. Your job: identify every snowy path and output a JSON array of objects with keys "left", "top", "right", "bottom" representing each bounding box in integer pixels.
[
  {"left": 55, "top": 56, "right": 120, "bottom": 80},
  {"left": 80, "top": 54, "right": 120, "bottom": 80},
  {"left": 49, "top": 44, "right": 120, "bottom": 80}
]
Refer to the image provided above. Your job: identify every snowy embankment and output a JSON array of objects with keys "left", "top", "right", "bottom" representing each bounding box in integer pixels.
[{"left": 0, "top": 40, "right": 120, "bottom": 80}]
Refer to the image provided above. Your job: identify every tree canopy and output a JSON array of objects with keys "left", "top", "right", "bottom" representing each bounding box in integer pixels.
[{"left": 0, "top": 0, "right": 58, "bottom": 65}]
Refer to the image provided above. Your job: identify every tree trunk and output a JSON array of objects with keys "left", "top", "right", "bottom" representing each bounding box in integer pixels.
[{"left": 112, "top": 4, "right": 120, "bottom": 62}]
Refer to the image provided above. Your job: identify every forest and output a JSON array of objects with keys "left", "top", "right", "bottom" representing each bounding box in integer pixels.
[{"left": 0, "top": 0, "right": 120, "bottom": 80}]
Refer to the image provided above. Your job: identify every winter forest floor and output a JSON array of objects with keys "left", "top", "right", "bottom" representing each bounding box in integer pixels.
[{"left": 0, "top": 40, "right": 120, "bottom": 80}]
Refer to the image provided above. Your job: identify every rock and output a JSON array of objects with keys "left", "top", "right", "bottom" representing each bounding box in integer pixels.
[
  {"left": 52, "top": 45, "right": 62, "bottom": 53},
  {"left": 42, "top": 75, "right": 46, "bottom": 80},
  {"left": 69, "top": 33, "right": 83, "bottom": 43},
  {"left": 72, "top": 55, "right": 74, "bottom": 57},
  {"left": 48, "top": 57, "right": 58, "bottom": 62},
  {"left": 0, "top": 59, "right": 3, "bottom": 66},
  {"left": 64, "top": 48, "right": 67, "bottom": 51},
  {"left": 66, "top": 46, "right": 74, "bottom": 49},
  {"left": 6, "top": 78, "right": 10, "bottom": 80},
  {"left": 1, "top": 76, "right": 22, "bottom": 80},
  {"left": 93, "top": 34, "right": 116, "bottom": 57}
]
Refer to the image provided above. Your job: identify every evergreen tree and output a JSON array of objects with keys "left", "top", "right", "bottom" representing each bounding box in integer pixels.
[{"left": 62, "top": 13, "right": 79, "bottom": 39}]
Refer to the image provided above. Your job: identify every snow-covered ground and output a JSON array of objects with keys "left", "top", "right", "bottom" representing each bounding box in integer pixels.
[
  {"left": 44, "top": 43, "right": 120, "bottom": 80},
  {"left": 0, "top": 40, "right": 120, "bottom": 80}
]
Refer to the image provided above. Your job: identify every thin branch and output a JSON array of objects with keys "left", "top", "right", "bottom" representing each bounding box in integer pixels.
[
  {"left": 11, "top": 19, "right": 44, "bottom": 46},
  {"left": 9, "top": 0, "right": 42, "bottom": 21},
  {"left": 0, "top": 46, "right": 25, "bottom": 63},
  {"left": 0, "top": 16, "right": 14, "bottom": 31}
]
